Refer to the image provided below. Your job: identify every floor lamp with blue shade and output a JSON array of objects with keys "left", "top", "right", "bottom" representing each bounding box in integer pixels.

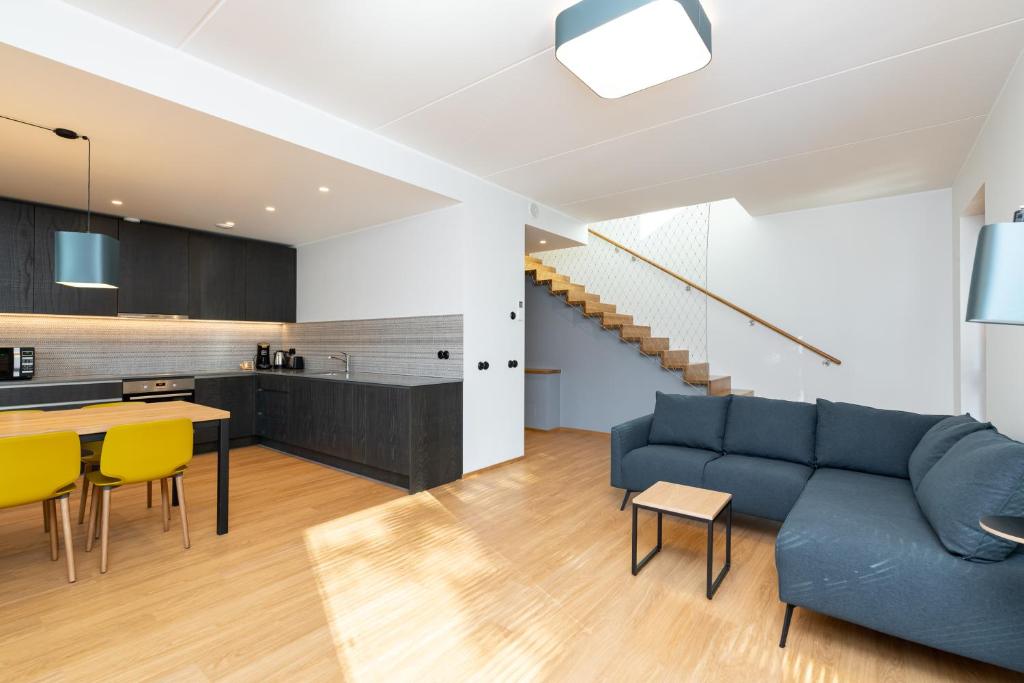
[{"left": 966, "top": 217, "right": 1024, "bottom": 546}]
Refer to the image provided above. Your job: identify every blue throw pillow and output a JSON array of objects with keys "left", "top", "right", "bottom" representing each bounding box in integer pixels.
[
  {"left": 814, "top": 399, "right": 945, "bottom": 478},
  {"left": 648, "top": 392, "right": 730, "bottom": 452},
  {"left": 907, "top": 414, "right": 992, "bottom": 491},
  {"left": 723, "top": 395, "right": 817, "bottom": 465},
  {"left": 916, "top": 429, "right": 1024, "bottom": 562}
]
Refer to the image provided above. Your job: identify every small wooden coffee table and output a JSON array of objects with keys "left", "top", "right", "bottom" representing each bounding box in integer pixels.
[{"left": 631, "top": 481, "right": 732, "bottom": 599}]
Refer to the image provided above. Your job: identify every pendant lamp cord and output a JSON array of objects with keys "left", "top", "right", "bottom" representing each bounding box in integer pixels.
[
  {"left": 0, "top": 113, "right": 53, "bottom": 133},
  {"left": 1, "top": 113, "right": 91, "bottom": 230}
]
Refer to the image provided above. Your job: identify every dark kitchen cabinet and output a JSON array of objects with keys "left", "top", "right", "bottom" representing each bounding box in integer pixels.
[
  {"left": 353, "top": 385, "right": 410, "bottom": 475},
  {"left": 118, "top": 220, "right": 189, "bottom": 316},
  {"left": 287, "top": 378, "right": 354, "bottom": 460},
  {"left": 245, "top": 240, "right": 296, "bottom": 323},
  {"left": 255, "top": 374, "right": 290, "bottom": 443},
  {"left": 194, "top": 376, "right": 255, "bottom": 451},
  {"left": 0, "top": 199, "right": 34, "bottom": 312},
  {"left": 257, "top": 375, "right": 461, "bottom": 492},
  {"left": 32, "top": 205, "right": 119, "bottom": 316},
  {"left": 188, "top": 232, "right": 246, "bottom": 321}
]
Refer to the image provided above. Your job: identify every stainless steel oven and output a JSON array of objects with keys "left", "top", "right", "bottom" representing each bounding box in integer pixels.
[{"left": 122, "top": 376, "right": 196, "bottom": 403}]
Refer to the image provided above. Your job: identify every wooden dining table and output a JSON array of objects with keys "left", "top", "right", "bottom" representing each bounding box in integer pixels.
[{"left": 0, "top": 401, "right": 232, "bottom": 535}]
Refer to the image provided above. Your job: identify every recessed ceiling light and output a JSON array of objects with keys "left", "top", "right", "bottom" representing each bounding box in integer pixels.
[
  {"left": 216, "top": 221, "right": 235, "bottom": 229},
  {"left": 539, "top": 240, "right": 548, "bottom": 245},
  {"left": 110, "top": 199, "right": 123, "bottom": 206},
  {"left": 556, "top": 0, "right": 712, "bottom": 99},
  {"left": 265, "top": 206, "right": 276, "bottom": 212},
  {"left": 318, "top": 186, "right": 330, "bottom": 193},
  {"left": 124, "top": 217, "right": 141, "bottom": 223}
]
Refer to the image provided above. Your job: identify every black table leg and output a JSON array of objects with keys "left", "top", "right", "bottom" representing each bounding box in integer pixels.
[
  {"left": 706, "top": 501, "right": 732, "bottom": 599},
  {"left": 216, "top": 418, "right": 229, "bottom": 535},
  {"left": 632, "top": 505, "right": 662, "bottom": 576}
]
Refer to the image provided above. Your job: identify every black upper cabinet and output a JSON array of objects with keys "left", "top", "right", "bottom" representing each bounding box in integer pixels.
[
  {"left": 245, "top": 240, "right": 296, "bottom": 323},
  {"left": 0, "top": 198, "right": 296, "bottom": 320},
  {"left": 188, "top": 232, "right": 246, "bottom": 321},
  {"left": 33, "top": 205, "right": 119, "bottom": 316},
  {"left": 118, "top": 221, "right": 189, "bottom": 316},
  {"left": 0, "top": 199, "right": 34, "bottom": 312}
]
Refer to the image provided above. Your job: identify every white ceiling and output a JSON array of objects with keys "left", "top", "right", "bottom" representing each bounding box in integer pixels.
[
  {"left": 0, "top": 43, "right": 455, "bottom": 246},
  {"left": 51, "top": 1, "right": 1024, "bottom": 219}
]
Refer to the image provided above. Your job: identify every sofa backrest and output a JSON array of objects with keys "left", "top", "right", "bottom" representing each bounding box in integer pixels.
[
  {"left": 648, "top": 392, "right": 730, "bottom": 452},
  {"left": 723, "top": 395, "right": 817, "bottom": 466},
  {"left": 815, "top": 399, "right": 945, "bottom": 479}
]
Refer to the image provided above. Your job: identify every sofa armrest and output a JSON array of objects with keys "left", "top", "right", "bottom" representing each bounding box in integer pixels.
[{"left": 611, "top": 413, "right": 653, "bottom": 488}]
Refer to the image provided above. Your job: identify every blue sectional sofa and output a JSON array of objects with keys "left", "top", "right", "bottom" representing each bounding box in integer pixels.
[{"left": 611, "top": 392, "right": 1024, "bottom": 672}]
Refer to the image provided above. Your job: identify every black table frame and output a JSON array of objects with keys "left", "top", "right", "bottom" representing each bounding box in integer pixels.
[
  {"left": 631, "top": 498, "right": 732, "bottom": 599},
  {"left": 82, "top": 417, "right": 230, "bottom": 535}
]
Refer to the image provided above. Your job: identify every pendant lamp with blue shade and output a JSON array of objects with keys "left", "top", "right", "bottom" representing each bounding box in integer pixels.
[
  {"left": 1, "top": 115, "right": 119, "bottom": 289},
  {"left": 966, "top": 218, "right": 1024, "bottom": 325}
]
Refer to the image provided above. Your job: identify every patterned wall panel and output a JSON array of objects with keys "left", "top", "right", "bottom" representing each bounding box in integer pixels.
[{"left": 0, "top": 314, "right": 463, "bottom": 380}]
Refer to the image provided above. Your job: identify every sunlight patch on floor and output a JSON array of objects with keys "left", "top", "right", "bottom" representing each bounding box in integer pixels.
[{"left": 303, "top": 492, "right": 583, "bottom": 681}]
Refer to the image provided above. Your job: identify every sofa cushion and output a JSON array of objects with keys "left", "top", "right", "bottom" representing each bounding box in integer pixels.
[
  {"left": 907, "top": 414, "right": 992, "bottom": 492},
  {"left": 723, "top": 395, "right": 817, "bottom": 466},
  {"left": 703, "top": 454, "right": 812, "bottom": 521},
  {"left": 916, "top": 430, "right": 1024, "bottom": 562},
  {"left": 619, "top": 444, "right": 720, "bottom": 493},
  {"left": 648, "top": 392, "right": 730, "bottom": 452},
  {"left": 776, "top": 467, "right": 1024, "bottom": 672},
  {"left": 814, "top": 399, "right": 944, "bottom": 478}
]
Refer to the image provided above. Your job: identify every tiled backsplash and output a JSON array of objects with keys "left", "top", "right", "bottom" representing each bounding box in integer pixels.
[
  {"left": 0, "top": 314, "right": 462, "bottom": 379},
  {"left": 283, "top": 316, "right": 462, "bottom": 378}
]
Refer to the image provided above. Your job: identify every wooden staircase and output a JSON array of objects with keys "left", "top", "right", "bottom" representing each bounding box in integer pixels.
[{"left": 525, "top": 255, "right": 753, "bottom": 397}]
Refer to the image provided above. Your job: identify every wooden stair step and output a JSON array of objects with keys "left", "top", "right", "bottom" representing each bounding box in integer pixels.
[
  {"left": 640, "top": 337, "right": 670, "bottom": 355},
  {"left": 660, "top": 349, "right": 690, "bottom": 369},
  {"left": 550, "top": 280, "right": 575, "bottom": 293},
  {"left": 583, "top": 301, "right": 613, "bottom": 315},
  {"left": 601, "top": 313, "right": 633, "bottom": 328},
  {"left": 525, "top": 255, "right": 542, "bottom": 267},
  {"left": 620, "top": 325, "right": 651, "bottom": 341},
  {"left": 549, "top": 273, "right": 569, "bottom": 283},
  {"left": 534, "top": 268, "right": 557, "bottom": 282},
  {"left": 731, "top": 389, "right": 755, "bottom": 397},
  {"left": 683, "top": 362, "right": 710, "bottom": 383},
  {"left": 708, "top": 376, "right": 733, "bottom": 396},
  {"left": 565, "top": 285, "right": 587, "bottom": 302}
]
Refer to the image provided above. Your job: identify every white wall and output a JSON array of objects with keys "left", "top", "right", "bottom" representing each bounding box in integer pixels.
[
  {"left": 953, "top": 50, "right": 1024, "bottom": 441},
  {"left": 297, "top": 207, "right": 464, "bottom": 322},
  {"left": 708, "top": 191, "right": 955, "bottom": 414},
  {"left": 958, "top": 214, "right": 987, "bottom": 419}
]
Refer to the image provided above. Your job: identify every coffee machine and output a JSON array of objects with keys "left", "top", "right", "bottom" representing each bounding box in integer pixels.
[{"left": 255, "top": 342, "right": 271, "bottom": 370}]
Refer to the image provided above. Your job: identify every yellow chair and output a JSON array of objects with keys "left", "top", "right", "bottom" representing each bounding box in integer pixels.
[
  {"left": 0, "top": 410, "right": 55, "bottom": 533},
  {"left": 0, "top": 430, "right": 81, "bottom": 583},
  {"left": 85, "top": 418, "right": 194, "bottom": 573},
  {"left": 78, "top": 402, "right": 153, "bottom": 524}
]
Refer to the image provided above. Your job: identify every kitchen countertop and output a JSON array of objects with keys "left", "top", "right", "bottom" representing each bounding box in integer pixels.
[{"left": 0, "top": 369, "right": 461, "bottom": 389}]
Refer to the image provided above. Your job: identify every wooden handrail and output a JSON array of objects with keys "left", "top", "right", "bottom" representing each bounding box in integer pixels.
[{"left": 588, "top": 229, "right": 842, "bottom": 366}]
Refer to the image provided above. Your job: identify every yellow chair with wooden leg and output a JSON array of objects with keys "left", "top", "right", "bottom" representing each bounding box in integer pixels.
[
  {"left": 78, "top": 402, "right": 153, "bottom": 524},
  {"left": 0, "top": 431, "right": 81, "bottom": 583},
  {"left": 85, "top": 418, "right": 193, "bottom": 574},
  {"left": 0, "top": 410, "right": 54, "bottom": 533}
]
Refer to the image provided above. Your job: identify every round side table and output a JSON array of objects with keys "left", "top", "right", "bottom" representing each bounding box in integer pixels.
[{"left": 980, "top": 516, "right": 1024, "bottom": 545}]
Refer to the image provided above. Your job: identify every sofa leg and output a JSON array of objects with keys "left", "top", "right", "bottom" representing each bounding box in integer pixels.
[
  {"left": 779, "top": 604, "right": 796, "bottom": 648},
  {"left": 619, "top": 489, "right": 634, "bottom": 511}
]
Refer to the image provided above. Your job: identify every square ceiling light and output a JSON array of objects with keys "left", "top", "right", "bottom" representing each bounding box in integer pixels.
[{"left": 556, "top": 0, "right": 712, "bottom": 99}]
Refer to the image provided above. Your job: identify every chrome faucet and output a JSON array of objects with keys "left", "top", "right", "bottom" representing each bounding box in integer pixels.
[{"left": 328, "top": 352, "right": 351, "bottom": 374}]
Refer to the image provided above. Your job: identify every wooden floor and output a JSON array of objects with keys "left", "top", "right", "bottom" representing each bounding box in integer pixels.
[{"left": 0, "top": 430, "right": 1018, "bottom": 682}]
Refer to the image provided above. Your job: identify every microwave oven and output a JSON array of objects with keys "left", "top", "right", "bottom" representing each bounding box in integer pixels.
[{"left": 0, "top": 347, "right": 35, "bottom": 380}]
